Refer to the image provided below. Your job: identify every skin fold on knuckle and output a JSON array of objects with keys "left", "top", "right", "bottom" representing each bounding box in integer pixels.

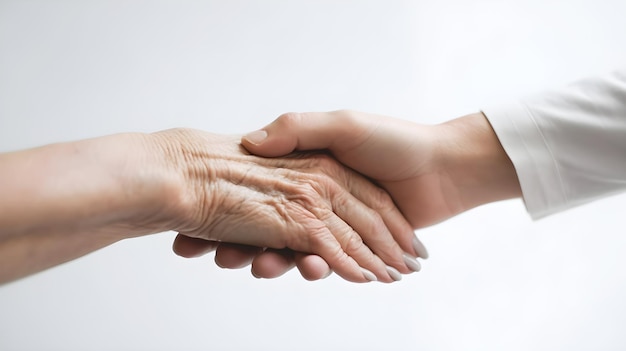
[
  {"left": 275, "top": 112, "right": 304, "bottom": 130},
  {"left": 308, "top": 154, "right": 345, "bottom": 180},
  {"left": 330, "top": 190, "right": 401, "bottom": 268},
  {"left": 292, "top": 176, "right": 385, "bottom": 275},
  {"left": 303, "top": 219, "right": 362, "bottom": 278},
  {"left": 331, "top": 217, "right": 391, "bottom": 279},
  {"left": 287, "top": 177, "right": 331, "bottom": 212},
  {"left": 361, "top": 210, "right": 400, "bottom": 255},
  {"left": 366, "top": 184, "right": 396, "bottom": 213}
]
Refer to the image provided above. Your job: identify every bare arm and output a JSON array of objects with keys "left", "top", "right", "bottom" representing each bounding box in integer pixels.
[
  {"left": 0, "top": 129, "right": 419, "bottom": 284},
  {"left": 0, "top": 133, "right": 173, "bottom": 282}
]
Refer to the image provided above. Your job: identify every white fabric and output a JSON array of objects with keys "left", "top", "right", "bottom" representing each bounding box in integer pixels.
[{"left": 483, "top": 69, "right": 626, "bottom": 219}]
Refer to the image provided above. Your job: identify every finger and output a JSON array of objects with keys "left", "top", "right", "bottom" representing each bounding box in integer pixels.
[
  {"left": 247, "top": 250, "right": 332, "bottom": 281},
  {"left": 258, "top": 166, "right": 398, "bottom": 283},
  {"left": 298, "top": 162, "right": 418, "bottom": 277},
  {"left": 172, "top": 234, "right": 219, "bottom": 258},
  {"left": 250, "top": 249, "right": 295, "bottom": 279},
  {"left": 308, "top": 208, "right": 394, "bottom": 283},
  {"left": 214, "top": 243, "right": 263, "bottom": 269},
  {"left": 294, "top": 252, "right": 332, "bottom": 281},
  {"left": 331, "top": 188, "right": 415, "bottom": 275},
  {"left": 241, "top": 111, "right": 370, "bottom": 157},
  {"left": 338, "top": 170, "right": 429, "bottom": 261}
]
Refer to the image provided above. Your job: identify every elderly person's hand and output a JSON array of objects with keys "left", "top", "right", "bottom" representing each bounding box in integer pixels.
[
  {"left": 0, "top": 127, "right": 419, "bottom": 284},
  {"left": 159, "top": 129, "right": 421, "bottom": 282},
  {"left": 202, "top": 110, "right": 520, "bottom": 279}
]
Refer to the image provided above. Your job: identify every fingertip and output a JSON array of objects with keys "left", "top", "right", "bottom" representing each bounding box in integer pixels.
[
  {"left": 402, "top": 253, "right": 422, "bottom": 272},
  {"left": 214, "top": 243, "right": 262, "bottom": 269},
  {"left": 242, "top": 130, "right": 268, "bottom": 146},
  {"left": 241, "top": 129, "right": 297, "bottom": 158},
  {"left": 413, "top": 236, "right": 429, "bottom": 259},
  {"left": 172, "top": 234, "right": 218, "bottom": 258},
  {"left": 360, "top": 268, "right": 377, "bottom": 282},
  {"left": 241, "top": 111, "right": 340, "bottom": 157},
  {"left": 294, "top": 253, "right": 332, "bottom": 281},
  {"left": 251, "top": 249, "right": 295, "bottom": 279}
]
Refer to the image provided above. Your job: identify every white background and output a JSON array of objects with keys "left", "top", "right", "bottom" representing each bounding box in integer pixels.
[{"left": 1, "top": 1, "right": 626, "bottom": 350}]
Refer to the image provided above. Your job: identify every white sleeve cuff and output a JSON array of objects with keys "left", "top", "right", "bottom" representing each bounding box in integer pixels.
[{"left": 482, "top": 103, "right": 567, "bottom": 219}]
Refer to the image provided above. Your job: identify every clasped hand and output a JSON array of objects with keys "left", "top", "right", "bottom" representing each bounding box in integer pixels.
[
  {"left": 0, "top": 110, "right": 521, "bottom": 285},
  {"left": 179, "top": 110, "right": 517, "bottom": 282},
  {"left": 159, "top": 129, "right": 421, "bottom": 283}
]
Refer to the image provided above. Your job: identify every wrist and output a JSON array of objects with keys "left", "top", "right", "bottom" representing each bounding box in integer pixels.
[
  {"left": 54, "top": 132, "right": 185, "bottom": 241},
  {"left": 145, "top": 128, "right": 225, "bottom": 236},
  {"left": 436, "top": 112, "right": 522, "bottom": 212},
  {"left": 106, "top": 132, "right": 188, "bottom": 239},
  {"left": 0, "top": 133, "right": 187, "bottom": 284},
  {"left": 0, "top": 133, "right": 180, "bottom": 242}
]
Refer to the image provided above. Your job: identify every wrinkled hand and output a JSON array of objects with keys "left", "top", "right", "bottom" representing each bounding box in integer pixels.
[
  {"left": 241, "top": 111, "right": 451, "bottom": 227},
  {"left": 201, "top": 110, "right": 518, "bottom": 279},
  {"left": 160, "top": 128, "right": 420, "bottom": 282},
  {"left": 175, "top": 111, "right": 437, "bottom": 280}
]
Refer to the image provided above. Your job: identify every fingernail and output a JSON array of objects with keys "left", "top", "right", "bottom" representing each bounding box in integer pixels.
[
  {"left": 403, "top": 253, "right": 421, "bottom": 272},
  {"left": 251, "top": 270, "right": 262, "bottom": 279},
  {"left": 321, "top": 270, "right": 333, "bottom": 279},
  {"left": 386, "top": 266, "right": 402, "bottom": 281},
  {"left": 413, "top": 236, "right": 429, "bottom": 259},
  {"left": 361, "top": 268, "right": 377, "bottom": 282},
  {"left": 243, "top": 130, "right": 268, "bottom": 145}
]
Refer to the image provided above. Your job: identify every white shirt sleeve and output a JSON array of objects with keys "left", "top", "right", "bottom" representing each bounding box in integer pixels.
[{"left": 482, "top": 69, "right": 626, "bottom": 219}]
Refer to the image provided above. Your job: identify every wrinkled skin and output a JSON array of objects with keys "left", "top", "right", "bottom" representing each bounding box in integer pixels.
[
  {"left": 158, "top": 129, "right": 417, "bottom": 283},
  {"left": 181, "top": 110, "right": 518, "bottom": 280}
]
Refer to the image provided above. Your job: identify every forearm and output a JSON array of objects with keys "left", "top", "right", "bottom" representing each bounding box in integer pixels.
[
  {"left": 0, "top": 133, "right": 179, "bottom": 283},
  {"left": 0, "top": 228, "right": 120, "bottom": 284}
]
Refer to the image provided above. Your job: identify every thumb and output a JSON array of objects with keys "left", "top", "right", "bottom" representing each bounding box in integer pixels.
[{"left": 241, "top": 111, "right": 358, "bottom": 157}]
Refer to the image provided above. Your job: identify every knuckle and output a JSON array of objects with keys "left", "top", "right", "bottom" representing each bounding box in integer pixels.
[
  {"left": 299, "top": 182, "right": 320, "bottom": 202},
  {"left": 307, "top": 224, "right": 345, "bottom": 258},
  {"left": 276, "top": 112, "right": 303, "bottom": 128},
  {"left": 332, "top": 109, "right": 361, "bottom": 127},
  {"left": 332, "top": 191, "right": 351, "bottom": 214},
  {"left": 343, "top": 232, "right": 365, "bottom": 254},
  {"left": 314, "top": 154, "right": 341, "bottom": 173},
  {"left": 301, "top": 171, "right": 336, "bottom": 194},
  {"left": 366, "top": 211, "right": 388, "bottom": 237},
  {"left": 371, "top": 186, "right": 396, "bottom": 212},
  {"left": 301, "top": 152, "right": 339, "bottom": 172},
  {"left": 291, "top": 182, "right": 327, "bottom": 209},
  {"left": 306, "top": 157, "right": 344, "bottom": 185}
]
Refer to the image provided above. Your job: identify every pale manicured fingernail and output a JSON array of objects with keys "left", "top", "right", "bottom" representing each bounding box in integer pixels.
[
  {"left": 321, "top": 269, "right": 333, "bottom": 279},
  {"left": 361, "top": 268, "right": 377, "bottom": 282},
  {"left": 386, "top": 266, "right": 402, "bottom": 282},
  {"left": 403, "top": 253, "right": 421, "bottom": 272},
  {"left": 413, "top": 236, "right": 429, "bottom": 259},
  {"left": 243, "top": 130, "right": 268, "bottom": 144}
]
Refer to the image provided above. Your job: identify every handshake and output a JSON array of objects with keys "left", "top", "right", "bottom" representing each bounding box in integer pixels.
[
  {"left": 169, "top": 110, "right": 520, "bottom": 283},
  {"left": 3, "top": 71, "right": 622, "bottom": 285},
  {"left": 0, "top": 110, "right": 521, "bottom": 284}
]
